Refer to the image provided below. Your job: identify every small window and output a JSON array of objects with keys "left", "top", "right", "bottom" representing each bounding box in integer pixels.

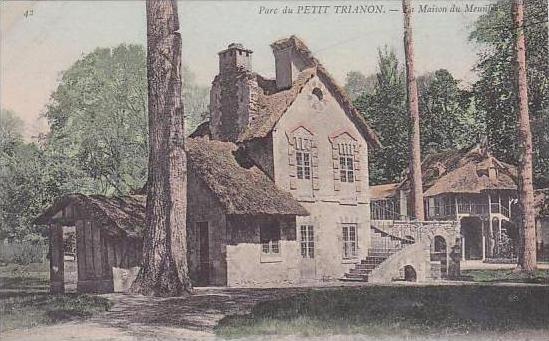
[
  {"left": 312, "top": 87, "right": 323, "bottom": 101},
  {"left": 260, "top": 223, "right": 280, "bottom": 255},
  {"left": 339, "top": 156, "right": 354, "bottom": 183},
  {"left": 342, "top": 224, "right": 357, "bottom": 259},
  {"left": 300, "top": 225, "right": 314, "bottom": 258}
]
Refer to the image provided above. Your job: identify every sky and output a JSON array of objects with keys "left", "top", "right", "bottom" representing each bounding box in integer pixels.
[{"left": 0, "top": 0, "right": 495, "bottom": 139}]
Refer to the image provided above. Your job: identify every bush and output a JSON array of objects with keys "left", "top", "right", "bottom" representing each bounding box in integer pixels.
[{"left": 0, "top": 241, "right": 48, "bottom": 265}]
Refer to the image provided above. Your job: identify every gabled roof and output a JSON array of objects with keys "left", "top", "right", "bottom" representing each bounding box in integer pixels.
[
  {"left": 238, "top": 36, "right": 381, "bottom": 148},
  {"left": 399, "top": 144, "right": 517, "bottom": 197},
  {"left": 35, "top": 194, "right": 146, "bottom": 238},
  {"left": 186, "top": 137, "right": 308, "bottom": 216}
]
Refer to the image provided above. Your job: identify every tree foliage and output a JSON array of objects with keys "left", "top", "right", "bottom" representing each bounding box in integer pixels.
[
  {"left": 1, "top": 44, "right": 208, "bottom": 241},
  {"left": 0, "top": 110, "right": 66, "bottom": 241},
  {"left": 45, "top": 44, "right": 209, "bottom": 195},
  {"left": 354, "top": 49, "right": 483, "bottom": 185},
  {"left": 470, "top": 0, "right": 548, "bottom": 187}
]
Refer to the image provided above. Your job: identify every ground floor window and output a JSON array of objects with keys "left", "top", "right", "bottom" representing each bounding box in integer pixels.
[
  {"left": 260, "top": 223, "right": 280, "bottom": 255},
  {"left": 300, "top": 225, "right": 314, "bottom": 258},
  {"left": 342, "top": 224, "right": 357, "bottom": 259}
]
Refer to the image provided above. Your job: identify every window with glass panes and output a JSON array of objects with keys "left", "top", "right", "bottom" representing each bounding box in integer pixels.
[
  {"left": 339, "top": 143, "right": 355, "bottom": 183},
  {"left": 294, "top": 136, "right": 312, "bottom": 180},
  {"left": 300, "top": 225, "right": 314, "bottom": 258},
  {"left": 260, "top": 223, "right": 280, "bottom": 255},
  {"left": 342, "top": 224, "right": 357, "bottom": 259}
]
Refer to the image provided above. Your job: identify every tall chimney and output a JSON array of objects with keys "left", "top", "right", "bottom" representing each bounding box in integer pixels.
[
  {"left": 273, "top": 47, "right": 293, "bottom": 90},
  {"left": 218, "top": 43, "right": 253, "bottom": 74}
]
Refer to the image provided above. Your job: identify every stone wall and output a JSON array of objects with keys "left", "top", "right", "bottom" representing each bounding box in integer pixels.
[{"left": 369, "top": 242, "right": 432, "bottom": 283}]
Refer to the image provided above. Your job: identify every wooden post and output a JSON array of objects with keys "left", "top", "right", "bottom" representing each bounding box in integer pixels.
[
  {"left": 84, "top": 220, "right": 94, "bottom": 279},
  {"left": 49, "top": 224, "right": 64, "bottom": 294},
  {"left": 481, "top": 219, "right": 486, "bottom": 261},
  {"left": 461, "top": 236, "right": 465, "bottom": 261},
  {"left": 75, "top": 220, "right": 86, "bottom": 282}
]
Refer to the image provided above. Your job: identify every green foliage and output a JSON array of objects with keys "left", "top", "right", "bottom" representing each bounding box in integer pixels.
[
  {"left": 418, "top": 69, "right": 484, "bottom": 154},
  {"left": 354, "top": 49, "right": 482, "bottom": 185},
  {"left": 354, "top": 48, "right": 408, "bottom": 184},
  {"left": 45, "top": 44, "right": 149, "bottom": 195},
  {"left": 44, "top": 44, "right": 209, "bottom": 195},
  {"left": 470, "top": 0, "right": 549, "bottom": 187},
  {"left": 1, "top": 44, "right": 208, "bottom": 241},
  {"left": 343, "top": 71, "right": 376, "bottom": 101}
]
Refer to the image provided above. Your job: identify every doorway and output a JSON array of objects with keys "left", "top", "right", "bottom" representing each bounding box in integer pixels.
[
  {"left": 197, "top": 222, "right": 210, "bottom": 286},
  {"left": 461, "top": 217, "right": 483, "bottom": 260}
]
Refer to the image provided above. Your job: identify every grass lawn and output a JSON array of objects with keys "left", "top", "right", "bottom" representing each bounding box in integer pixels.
[
  {"left": 216, "top": 285, "right": 549, "bottom": 338},
  {"left": 462, "top": 269, "right": 549, "bottom": 284},
  {"left": 0, "top": 263, "right": 112, "bottom": 332}
]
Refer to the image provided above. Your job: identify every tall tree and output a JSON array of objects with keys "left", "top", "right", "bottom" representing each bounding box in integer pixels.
[
  {"left": 470, "top": 0, "right": 548, "bottom": 188},
  {"left": 344, "top": 71, "right": 376, "bottom": 100},
  {"left": 131, "top": 0, "right": 192, "bottom": 296},
  {"left": 44, "top": 45, "right": 208, "bottom": 196},
  {"left": 513, "top": 0, "right": 536, "bottom": 272},
  {"left": 402, "top": 0, "right": 424, "bottom": 220}
]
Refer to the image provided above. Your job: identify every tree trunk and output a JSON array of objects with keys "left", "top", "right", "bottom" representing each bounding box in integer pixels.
[
  {"left": 131, "top": 0, "right": 193, "bottom": 296},
  {"left": 513, "top": 0, "right": 537, "bottom": 272},
  {"left": 402, "top": 0, "right": 425, "bottom": 220}
]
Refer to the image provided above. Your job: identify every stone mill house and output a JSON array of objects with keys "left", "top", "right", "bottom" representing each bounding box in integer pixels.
[{"left": 38, "top": 36, "right": 459, "bottom": 293}]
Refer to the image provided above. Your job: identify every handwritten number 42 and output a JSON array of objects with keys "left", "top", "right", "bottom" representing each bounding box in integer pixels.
[{"left": 24, "top": 9, "right": 34, "bottom": 18}]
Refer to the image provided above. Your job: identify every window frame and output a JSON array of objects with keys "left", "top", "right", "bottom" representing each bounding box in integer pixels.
[
  {"left": 260, "top": 223, "right": 281, "bottom": 255},
  {"left": 339, "top": 156, "right": 354, "bottom": 183},
  {"left": 296, "top": 150, "right": 311, "bottom": 180},
  {"left": 300, "top": 225, "right": 315, "bottom": 259},
  {"left": 342, "top": 223, "right": 358, "bottom": 259}
]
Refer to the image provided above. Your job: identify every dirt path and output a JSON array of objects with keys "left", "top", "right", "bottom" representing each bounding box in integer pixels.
[{"left": 2, "top": 287, "right": 309, "bottom": 341}]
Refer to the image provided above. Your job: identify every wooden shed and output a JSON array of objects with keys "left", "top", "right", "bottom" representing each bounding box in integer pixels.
[{"left": 36, "top": 194, "right": 145, "bottom": 293}]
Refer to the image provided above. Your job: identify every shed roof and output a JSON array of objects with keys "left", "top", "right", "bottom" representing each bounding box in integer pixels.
[
  {"left": 237, "top": 36, "right": 380, "bottom": 148},
  {"left": 35, "top": 194, "right": 145, "bottom": 238},
  {"left": 187, "top": 137, "right": 308, "bottom": 216},
  {"left": 370, "top": 183, "right": 399, "bottom": 200}
]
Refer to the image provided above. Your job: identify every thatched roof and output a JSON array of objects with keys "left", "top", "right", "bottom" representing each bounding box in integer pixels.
[
  {"left": 35, "top": 194, "right": 145, "bottom": 238},
  {"left": 399, "top": 144, "right": 517, "bottom": 197},
  {"left": 189, "top": 121, "right": 211, "bottom": 138},
  {"left": 186, "top": 137, "right": 308, "bottom": 216},
  {"left": 535, "top": 189, "right": 549, "bottom": 217},
  {"left": 370, "top": 183, "right": 399, "bottom": 200},
  {"left": 238, "top": 36, "right": 380, "bottom": 148}
]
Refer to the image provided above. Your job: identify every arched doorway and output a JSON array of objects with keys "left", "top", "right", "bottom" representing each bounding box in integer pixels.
[
  {"left": 431, "top": 235, "right": 448, "bottom": 277},
  {"left": 404, "top": 265, "right": 417, "bottom": 282}
]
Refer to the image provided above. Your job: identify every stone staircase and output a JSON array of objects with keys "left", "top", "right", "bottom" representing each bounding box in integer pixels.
[{"left": 341, "top": 226, "right": 414, "bottom": 282}]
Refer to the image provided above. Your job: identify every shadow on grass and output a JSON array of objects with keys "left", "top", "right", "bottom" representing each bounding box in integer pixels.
[{"left": 215, "top": 286, "right": 549, "bottom": 338}]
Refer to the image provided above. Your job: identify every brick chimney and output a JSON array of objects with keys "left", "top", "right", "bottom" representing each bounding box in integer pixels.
[
  {"left": 218, "top": 43, "right": 253, "bottom": 74},
  {"left": 273, "top": 47, "right": 293, "bottom": 90},
  {"left": 210, "top": 43, "right": 257, "bottom": 142}
]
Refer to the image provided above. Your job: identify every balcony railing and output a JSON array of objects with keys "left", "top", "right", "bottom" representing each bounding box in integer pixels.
[{"left": 426, "top": 202, "right": 510, "bottom": 219}]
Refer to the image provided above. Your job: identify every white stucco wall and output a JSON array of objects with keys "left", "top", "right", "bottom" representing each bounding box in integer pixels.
[{"left": 271, "top": 75, "right": 373, "bottom": 281}]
